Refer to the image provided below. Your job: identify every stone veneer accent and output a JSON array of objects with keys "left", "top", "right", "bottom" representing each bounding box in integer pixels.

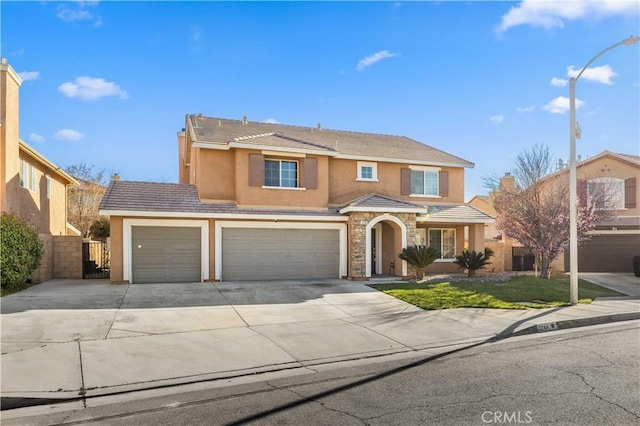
[{"left": 347, "top": 212, "right": 417, "bottom": 279}]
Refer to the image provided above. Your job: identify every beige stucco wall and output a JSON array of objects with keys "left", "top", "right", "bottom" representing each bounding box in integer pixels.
[
  {"left": 1, "top": 61, "right": 21, "bottom": 213},
  {"left": 234, "top": 150, "right": 330, "bottom": 208},
  {"left": 177, "top": 132, "right": 190, "bottom": 184},
  {"left": 329, "top": 158, "right": 465, "bottom": 205},
  {"left": 14, "top": 150, "right": 68, "bottom": 235},
  {"left": 417, "top": 223, "right": 468, "bottom": 274},
  {"left": 31, "top": 234, "right": 54, "bottom": 283},
  {"left": 109, "top": 216, "right": 124, "bottom": 282},
  {"left": 196, "top": 149, "right": 236, "bottom": 201},
  {"left": 576, "top": 155, "right": 639, "bottom": 217}
]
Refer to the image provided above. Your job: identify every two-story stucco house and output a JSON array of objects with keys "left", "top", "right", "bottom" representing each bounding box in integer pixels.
[
  {"left": 470, "top": 151, "right": 639, "bottom": 274},
  {"left": 100, "top": 114, "right": 493, "bottom": 283},
  {"left": 1, "top": 58, "right": 78, "bottom": 282}
]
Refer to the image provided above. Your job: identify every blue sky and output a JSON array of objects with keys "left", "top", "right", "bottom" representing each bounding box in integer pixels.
[{"left": 2, "top": 1, "right": 639, "bottom": 201}]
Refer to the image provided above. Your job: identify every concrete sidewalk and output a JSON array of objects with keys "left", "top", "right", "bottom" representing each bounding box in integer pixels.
[{"left": 1, "top": 278, "right": 639, "bottom": 408}]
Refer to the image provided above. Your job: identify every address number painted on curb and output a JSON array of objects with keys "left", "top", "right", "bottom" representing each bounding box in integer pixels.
[{"left": 536, "top": 322, "right": 559, "bottom": 332}]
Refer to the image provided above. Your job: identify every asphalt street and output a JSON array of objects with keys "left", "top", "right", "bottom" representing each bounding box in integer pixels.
[{"left": 3, "top": 321, "right": 639, "bottom": 426}]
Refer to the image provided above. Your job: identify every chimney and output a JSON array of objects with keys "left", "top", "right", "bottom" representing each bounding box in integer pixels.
[
  {"left": 317, "top": 123, "right": 322, "bottom": 130},
  {"left": 197, "top": 112, "right": 203, "bottom": 118},
  {"left": 242, "top": 116, "right": 248, "bottom": 125},
  {"left": 218, "top": 119, "right": 222, "bottom": 127},
  {"left": 500, "top": 172, "right": 515, "bottom": 191},
  {"left": 577, "top": 155, "right": 582, "bottom": 162},
  {"left": 111, "top": 173, "right": 120, "bottom": 181}
]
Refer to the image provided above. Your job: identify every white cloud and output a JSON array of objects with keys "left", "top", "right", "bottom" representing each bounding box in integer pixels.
[
  {"left": 29, "top": 133, "right": 45, "bottom": 143},
  {"left": 58, "top": 76, "right": 128, "bottom": 100},
  {"left": 54, "top": 129, "right": 85, "bottom": 141},
  {"left": 19, "top": 71, "right": 40, "bottom": 82},
  {"left": 567, "top": 64, "right": 618, "bottom": 85},
  {"left": 551, "top": 77, "right": 567, "bottom": 87},
  {"left": 264, "top": 118, "right": 279, "bottom": 124},
  {"left": 490, "top": 115, "right": 505, "bottom": 123},
  {"left": 542, "top": 96, "right": 585, "bottom": 114},
  {"left": 57, "top": 2, "right": 102, "bottom": 27},
  {"left": 356, "top": 50, "right": 397, "bottom": 71},
  {"left": 516, "top": 105, "right": 536, "bottom": 113},
  {"left": 497, "top": 0, "right": 638, "bottom": 33}
]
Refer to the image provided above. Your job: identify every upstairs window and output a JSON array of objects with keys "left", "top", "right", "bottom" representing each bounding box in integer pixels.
[
  {"left": 411, "top": 169, "right": 439, "bottom": 196},
  {"left": 357, "top": 161, "right": 378, "bottom": 181},
  {"left": 20, "top": 160, "right": 37, "bottom": 192},
  {"left": 588, "top": 177, "right": 624, "bottom": 210},
  {"left": 265, "top": 159, "right": 298, "bottom": 188}
]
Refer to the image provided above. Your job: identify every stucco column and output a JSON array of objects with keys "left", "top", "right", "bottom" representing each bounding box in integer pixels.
[{"left": 468, "top": 223, "right": 485, "bottom": 252}]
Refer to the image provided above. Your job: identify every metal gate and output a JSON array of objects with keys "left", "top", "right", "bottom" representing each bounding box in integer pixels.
[
  {"left": 512, "top": 247, "right": 535, "bottom": 271},
  {"left": 83, "top": 241, "right": 110, "bottom": 279}
]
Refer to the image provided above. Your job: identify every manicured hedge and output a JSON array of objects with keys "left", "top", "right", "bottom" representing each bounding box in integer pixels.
[{"left": 1, "top": 213, "right": 44, "bottom": 291}]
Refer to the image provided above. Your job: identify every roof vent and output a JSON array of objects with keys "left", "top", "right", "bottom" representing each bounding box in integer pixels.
[
  {"left": 111, "top": 173, "right": 120, "bottom": 181},
  {"left": 317, "top": 123, "right": 322, "bottom": 130},
  {"left": 242, "top": 116, "right": 248, "bottom": 125}
]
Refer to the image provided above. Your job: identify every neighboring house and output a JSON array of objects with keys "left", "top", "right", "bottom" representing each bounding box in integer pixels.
[
  {"left": 471, "top": 152, "right": 639, "bottom": 274},
  {"left": 557, "top": 151, "right": 639, "bottom": 273},
  {"left": 100, "top": 114, "right": 494, "bottom": 283},
  {"left": 1, "top": 58, "right": 79, "bottom": 282}
]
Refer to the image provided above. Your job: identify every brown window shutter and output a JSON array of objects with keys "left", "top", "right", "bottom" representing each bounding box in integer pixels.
[
  {"left": 303, "top": 158, "right": 317, "bottom": 189},
  {"left": 577, "top": 179, "right": 587, "bottom": 207},
  {"left": 248, "top": 154, "right": 264, "bottom": 186},
  {"left": 439, "top": 171, "right": 449, "bottom": 197},
  {"left": 625, "top": 177, "right": 637, "bottom": 208},
  {"left": 401, "top": 168, "right": 411, "bottom": 195}
]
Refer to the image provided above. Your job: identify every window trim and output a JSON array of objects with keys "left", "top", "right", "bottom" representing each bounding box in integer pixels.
[
  {"left": 356, "top": 161, "right": 378, "bottom": 182},
  {"left": 46, "top": 176, "right": 51, "bottom": 199},
  {"left": 409, "top": 165, "right": 440, "bottom": 198},
  {"left": 264, "top": 158, "right": 300, "bottom": 189},
  {"left": 428, "top": 228, "right": 456, "bottom": 261},
  {"left": 20, "top": 159, "right": 37, "bottom": 192},
  {"left": 588, "top": 177, "right": 625, "bottom": 211}
]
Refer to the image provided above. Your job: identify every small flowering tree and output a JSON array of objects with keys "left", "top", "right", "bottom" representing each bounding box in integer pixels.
[{"left": 487, "top": 144, "right": 607, "bottom": 279}]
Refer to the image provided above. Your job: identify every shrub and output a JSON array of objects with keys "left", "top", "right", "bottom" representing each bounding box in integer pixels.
[
  {"left": 454, "top": 248, "right": 494, "bottom": 277},
  {"left": 399, "top": 245, "right": 441, "bottom": 279},
  {"left": 633, "top": 256, "right": 640, "bottom": 277},
  {"left": 1, "top": 213, "right": 44, "bottom": 291},
  {"left": 89, "top": 217, "right": 110, "bottom": 242}
]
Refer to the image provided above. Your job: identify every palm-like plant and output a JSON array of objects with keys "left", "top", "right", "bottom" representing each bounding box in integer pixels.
[
  {"left": 398, "top": 245, "right": 441, "bottom": 280},
  {"left": 454, "top": 248, "right": 494, "bottom": 277}
]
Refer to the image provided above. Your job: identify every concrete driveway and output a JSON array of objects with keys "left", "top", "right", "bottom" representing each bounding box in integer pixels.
[
  {"left": 580, "top": 273, "right": 640, "bottom": 297},
  {"left": 2, "top": 278, "right": 639, "bottom": 401}
]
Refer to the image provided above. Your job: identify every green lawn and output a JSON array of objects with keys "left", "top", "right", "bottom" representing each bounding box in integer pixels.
[{"left": 369, "top": 275, "right": 625, "bottom": 310}]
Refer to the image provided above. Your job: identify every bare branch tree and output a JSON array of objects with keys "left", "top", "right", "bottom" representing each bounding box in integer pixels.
[
  {"left": 486, "top": 144, "right": 609, "bottom": 278},
  {"left": 65, "top": 164, "right": 108, "bottom": 238}
]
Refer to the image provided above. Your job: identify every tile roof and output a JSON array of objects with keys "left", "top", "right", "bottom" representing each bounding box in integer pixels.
[
  {"left": 99, "top": 180, "right": 342, "bottom": 217},
  {"left": 339, "top": 193, "right": 428, "bottom": 214},
  {"left": 188, "top": 115, "right": 473, "bottom": 167},
  {"left": 418, "top": 204, "right": 495, "bottom": 223},
  {"left": 596, "top": 215, "right": 640, "bottom": 229}
]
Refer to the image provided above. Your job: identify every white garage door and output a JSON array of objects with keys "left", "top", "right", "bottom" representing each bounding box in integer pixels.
[
  {"left": 131, "top": 226, "right": 201, "bottom": 283},
  {"left": 222, "top": 228, "right": 340, "bottom": 281}
]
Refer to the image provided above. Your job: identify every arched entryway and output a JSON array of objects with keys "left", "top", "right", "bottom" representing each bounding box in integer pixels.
[{"left": 365, "top": 214, "right": 407, "bottom": 278}]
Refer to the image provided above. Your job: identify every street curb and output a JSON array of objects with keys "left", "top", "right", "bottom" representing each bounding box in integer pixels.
[
  {"left": 2, "top": 312, "right": 638, "bottom": 412},
  {"left": 510, "top": 312, "right": 640, "bottom": 337}
]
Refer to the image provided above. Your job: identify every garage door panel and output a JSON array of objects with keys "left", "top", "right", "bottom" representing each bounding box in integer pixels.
[
  {"left": 222, "top": 228, "right": 340, "bottom": 281},
  {"left": 565, "top": 234, "right": 640, "bottom": 273},
  {"left": 132, "top": 226, "right": 201, "bottom": 283}
]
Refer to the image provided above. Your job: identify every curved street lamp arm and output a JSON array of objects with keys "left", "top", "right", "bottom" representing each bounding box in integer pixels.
[{"left": 572, "top": 36, "right": 640, "bottom": 83}]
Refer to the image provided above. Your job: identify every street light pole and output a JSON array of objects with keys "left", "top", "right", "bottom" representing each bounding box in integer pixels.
[{"left": 569, "top": 35, "right": 640, "bottom": 305}]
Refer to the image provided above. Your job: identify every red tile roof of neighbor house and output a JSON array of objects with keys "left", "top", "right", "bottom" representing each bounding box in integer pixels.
[{"left": 187, "top": 115, "right": 474, "bottom": 168}]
